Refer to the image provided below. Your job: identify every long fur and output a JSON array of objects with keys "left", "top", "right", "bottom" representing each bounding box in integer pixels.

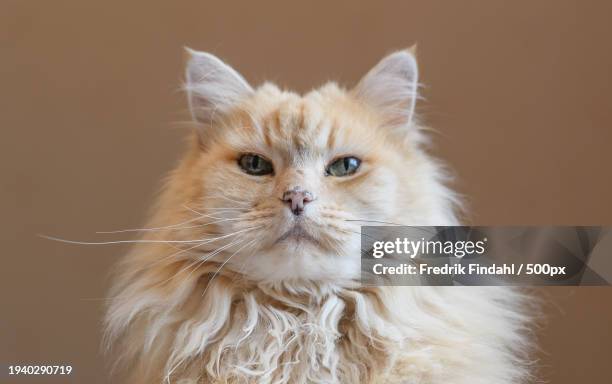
[{"left": 104, "top": 49, "right": 533, "bottom": 383}]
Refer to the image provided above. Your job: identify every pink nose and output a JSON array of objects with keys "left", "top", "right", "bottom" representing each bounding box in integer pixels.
[{"left": 282, "top": 187, "right": 314, "bottom": 216}]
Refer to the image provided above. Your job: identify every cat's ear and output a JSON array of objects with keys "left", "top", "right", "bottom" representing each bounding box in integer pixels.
[
  {"left": 184, "top": 48, "right": 253, "bottom": 124},
  {"left": 353, "top": 48, "right": 419, "bottom": 129}
]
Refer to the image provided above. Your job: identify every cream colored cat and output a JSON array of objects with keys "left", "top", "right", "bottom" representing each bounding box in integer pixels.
[{"left": 104, "top": 48, "right": 532, "bottom": 383}]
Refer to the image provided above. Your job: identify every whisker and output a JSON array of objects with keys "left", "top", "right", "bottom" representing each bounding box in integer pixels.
[
  {"left": 340, "top": 224, "right": 438, "bottom": 241},
  {"left": 161, "top": 224, "right": 262, "bottom": 279},
  {"left": 201, "top": 238, "right": 257, "bottom": 297},
  {"left": 138, "top": 239, "right": 214, "bottom": 273},
  {"left": 234, "top": 238, "right": 260, "bottom": 280},
  {"left": 184, "top": 205, "right": 247, "bottom": 220},
  {"left": 344, "top": 219, "right": 437, "bottom": 235},
  {"left": 40, "top": 226, "right": 258, "bottom": 246},
  {"left": 194, "top": 225, "right": 262, "bottom": 256},
  {"left": 202, "top": 195, "right": 250, "bottom": 206},
  {"left": 344, "top": 219, "right": 408, "bottom": 226},
  {"left": 353, "top": 220, "right": 438, "bottom": 236},
  {"left": 183, "top": 231, "right": 258, "bottom": 281},
  {"left": 77, "top": 229, "right": 259, "bottom": 303},
  {"left": 182, "top": 204, "right": 207, "bottom": 217},
  {"left": 96, "top": 217, "right": 242, "bottom": 234},
  {"left": 336, "top": 228, "right": 380, "bottom": 244},
  {"left": 202, "top": 207, "right": 248, "bottom": 211},
  {"left": 157, "top": 237, "right": 248, "bottom": 287},
  {"left": 40, "top": 235, "right": 208, "bottom": 246},
  {"left": 95, "top": 216, "right": 205, "bottom": 234},
  {"left": 182, "top": 205, "right": 235, "bottom": 220}
]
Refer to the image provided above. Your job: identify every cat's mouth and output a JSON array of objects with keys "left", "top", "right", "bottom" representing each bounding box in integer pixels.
[{"left": 275, "top": 223, "right": 320, "bottom": 246}]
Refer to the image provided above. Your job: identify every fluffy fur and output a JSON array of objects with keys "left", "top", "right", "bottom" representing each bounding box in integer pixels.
[{"left": 104, "top": 48, "right": 532, "bottom": 383}]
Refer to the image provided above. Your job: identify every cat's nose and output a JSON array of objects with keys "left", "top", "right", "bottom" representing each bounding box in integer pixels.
[{"left": 282, "top": 187, "right": 314, "bottom": 216}]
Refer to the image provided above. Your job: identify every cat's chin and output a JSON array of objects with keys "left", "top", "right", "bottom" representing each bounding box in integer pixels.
[{"left": 230, "top": 241, "right": 362, "bottom": 283}]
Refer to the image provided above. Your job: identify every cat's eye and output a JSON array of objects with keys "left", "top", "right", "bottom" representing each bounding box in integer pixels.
[
  {"left": 325, "top": 156, "right": 361, "bottom": 177},
  {"left": 238, "top": 154, "right": 274, "bottom": 176}
]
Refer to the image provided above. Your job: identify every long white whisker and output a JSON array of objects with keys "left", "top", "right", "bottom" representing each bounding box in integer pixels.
[
  {"left": 344, "top": 219, "right": 410, "bottom": 226},
  {"left": 40, "top": 236, "right": 208, "bottom": 245},
  {"left": 157, "top": 238, "right": 248, "bottom": 287},
  {"left": 95, "top": 216, "right": 205, "bottom": 234},
  {"left": 203, "top": 195, "right": 250, "bottom": 206},
  {"left": 138, "top": 241, "right": 209, "bottom": 272},
  {"left": 185, "top": 227, "right": 261, "bottom": 247},
  {"left": 203, "top": 207, "right": 248, "bottom": 211},
  {"left": 183, "top": 204, "right": 235, "bottom": 220},
  {"left": 201, "top": 238, "right": 257, "bottom": 297},
  {"left": 40, "top": 226, "right": 257, "bottom": 247},
  {"left": 345, "top": 219, "right": 438, "bottom": 236},
  {"left": 235, "top": 238, "right": 260, "bottom": 279},
  {"left": 183, "top": 204, "right": 206, "bottom": 216},
  {"left": 183, "top": 235, "right": 253, "bottom": 279},
  {"left": 152, "top": 225, "right": 262, "bottom": 279},
  {"left": 95, "top": 217, "right": 242, "bottom": 234}
]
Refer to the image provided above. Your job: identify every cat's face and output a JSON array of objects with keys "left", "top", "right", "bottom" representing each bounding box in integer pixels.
[{"left": 172, "top": 49, "right": 456, "bottom": 282}]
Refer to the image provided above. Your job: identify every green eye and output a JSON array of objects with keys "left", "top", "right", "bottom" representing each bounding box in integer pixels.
[
  {"left": 238, "top": 154, "right": 274, "bottom": 176},
  {"left": 326, "top": 156, "right": 361, "bottom": 177}
]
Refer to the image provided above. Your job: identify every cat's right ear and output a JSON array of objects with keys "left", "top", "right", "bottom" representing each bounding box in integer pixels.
[
  {"left": 353, "top": 48, "right": 419, "bottom": 130},
  {"left": 184, "top": 48, "right": 253, "bottom": 125}
]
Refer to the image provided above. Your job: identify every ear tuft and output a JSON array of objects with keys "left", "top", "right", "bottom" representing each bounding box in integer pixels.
[
  {"left": 184, "top": 48, "right": 253, "bottom": 124},
  {"left": 353, "top": 49, "right": 419, "bottom": 129}
]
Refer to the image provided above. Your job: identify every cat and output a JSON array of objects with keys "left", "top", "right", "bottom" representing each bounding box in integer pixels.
[{"left": 104, "top": 48, "right": 532, "bottom": 383}]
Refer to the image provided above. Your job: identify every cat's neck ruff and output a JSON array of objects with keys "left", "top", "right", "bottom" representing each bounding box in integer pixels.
[{"left": 106, "top": 260, "right": 405, "bottom": 383}]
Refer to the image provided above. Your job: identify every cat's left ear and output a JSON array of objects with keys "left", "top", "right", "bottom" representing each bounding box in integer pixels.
[
  {"left": 353, "top": 48, "right": 419, "bottom": 129},
  {"left": 184, "top": 48, "right": 253, "bottom": 125}
]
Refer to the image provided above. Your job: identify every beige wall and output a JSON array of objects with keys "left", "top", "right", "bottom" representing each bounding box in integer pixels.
[{"left": 2, "top": 1, "right": 611, "bottom": 383}]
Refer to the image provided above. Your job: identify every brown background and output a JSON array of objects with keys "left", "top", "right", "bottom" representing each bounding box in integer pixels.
[{"left": 2, "top": 1, "right": 611, "bottom": 383}]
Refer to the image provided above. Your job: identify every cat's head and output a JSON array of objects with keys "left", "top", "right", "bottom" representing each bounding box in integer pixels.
[{"left": 165, "top": 48, "right": 457, "bottom": 283}]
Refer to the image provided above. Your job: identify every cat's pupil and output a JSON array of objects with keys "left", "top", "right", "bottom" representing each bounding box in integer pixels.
[
  {"left": 238, "top": 154, "right": 274, "bottom": 176},
  {"left": 326, "top": 156, "right": 361, "bottom": 177}
]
